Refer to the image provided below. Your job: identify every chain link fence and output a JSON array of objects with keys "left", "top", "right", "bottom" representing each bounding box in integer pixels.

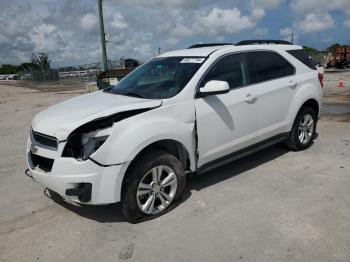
[{"left": 16, "top": 59, "right": 127, "bottom": 83}]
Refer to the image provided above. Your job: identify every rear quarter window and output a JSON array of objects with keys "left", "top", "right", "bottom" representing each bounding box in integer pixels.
[
  {"left": 287, "top": 49, "right": 316, "bottom": 70},
  {"left": 248, "top": 51, "right": 295, "bottom": 84}
]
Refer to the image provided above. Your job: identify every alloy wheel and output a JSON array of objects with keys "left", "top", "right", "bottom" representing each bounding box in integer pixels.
[
  {"left": 298, "top": 113, "right": 314, "bottom": 144},
  {"left": 136, "top": 165, "right": 178, "bottom": 215}
]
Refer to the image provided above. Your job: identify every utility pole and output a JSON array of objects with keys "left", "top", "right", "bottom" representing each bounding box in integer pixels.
[
  {"left": 98, "top": 0, "right": 108, "bottom": 71},
  {"left": 291, "top": 31, "right": 294, "bottom": 44}
]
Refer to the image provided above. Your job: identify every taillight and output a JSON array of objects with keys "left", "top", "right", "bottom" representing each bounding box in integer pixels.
[{"left": 318, "top": 73, "right": 324, "bottom": 88}]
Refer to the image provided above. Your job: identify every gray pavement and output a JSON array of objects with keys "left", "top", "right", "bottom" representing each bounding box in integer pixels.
[{"left": 0, "top": 84, "right": 350, "bottom": 262}]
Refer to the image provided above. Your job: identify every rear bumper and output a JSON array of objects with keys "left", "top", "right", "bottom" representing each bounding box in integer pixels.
[{"left": 26, "top": 151, "right": 128, "bottom": 204}]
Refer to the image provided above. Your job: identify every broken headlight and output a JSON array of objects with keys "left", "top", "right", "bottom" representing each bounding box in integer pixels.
[
  {"left": 62, "top": 109, "right": 156, "bottom": 160},
  {"left": 62, "top": 124, "right": 113, "bottom": 161},
  {"left": 81, "top": 127, "right": 111, "bottom": 160}
]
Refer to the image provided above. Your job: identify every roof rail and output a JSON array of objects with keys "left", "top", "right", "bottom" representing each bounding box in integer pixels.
[
  {"left": 187, "top": 43, "right": 233, "bottom": 49},
  {"left": 236, "top": 40, "right": 292, "bottom": 46}
]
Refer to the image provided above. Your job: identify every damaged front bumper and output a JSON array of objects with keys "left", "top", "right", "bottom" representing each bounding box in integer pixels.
[{"left": 26, "top": 138, "right": 128, "bottom": 204}]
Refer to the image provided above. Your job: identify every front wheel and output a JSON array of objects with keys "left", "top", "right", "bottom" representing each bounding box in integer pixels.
[
  {"left": 286, "top": 107, "right": 317, "bottom": 151},
  {"left": 121, "top": 151, "right": 186, "bottom": 223}
]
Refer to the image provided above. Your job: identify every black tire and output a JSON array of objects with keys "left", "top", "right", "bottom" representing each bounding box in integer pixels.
[
  {"left": 286, "top": 106, "right": 317, "bottom": 151},
  {"left": 121, "top": 150, "right": 186, "bottom": 223}
]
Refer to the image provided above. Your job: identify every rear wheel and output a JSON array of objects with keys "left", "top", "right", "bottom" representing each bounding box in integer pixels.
[
  {"left": 286, "top": 107, "right": 317, "bottom": 151},
  {"left": 121, "top": 150, "right": 186, "bottom": 223}
]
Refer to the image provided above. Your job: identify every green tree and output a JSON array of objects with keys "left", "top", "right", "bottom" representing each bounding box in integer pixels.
[
  {"left": 20, "top": 62, "right": 38, "bottom": 71},
  {"left": 31, "top": 52, "right": 51, "bottom": 70},
  {"left": 0, "top": 64, "right": 22, "bottom": 74},
  {"left": 303, "top": 46, "right": 319, "bottom": 56},
  {"left": 0, "top": 52, "right": 51, "bottom": 74},
  {"left": 326, "top": 43, "right": 341, "bottom": 53}
]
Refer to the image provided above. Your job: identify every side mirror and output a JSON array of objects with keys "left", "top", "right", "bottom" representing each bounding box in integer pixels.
[{"left": 199, "top": 80, "right": 230, "bottom": 97}]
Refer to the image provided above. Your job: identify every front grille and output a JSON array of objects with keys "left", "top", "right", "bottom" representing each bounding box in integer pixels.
[
  {"left": 31, "top": 130, "right": 58, "bottom": 149},
  {"left": 30, "top": 152, "right": 54, "bottom": 172}
]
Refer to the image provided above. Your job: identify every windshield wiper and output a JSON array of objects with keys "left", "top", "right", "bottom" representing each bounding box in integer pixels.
[
  {"left": 104, "top": 87, "right": 146, "bottom": 98},
  {"left": 120, "top": 92, "right": 145, "bottom": 98}
]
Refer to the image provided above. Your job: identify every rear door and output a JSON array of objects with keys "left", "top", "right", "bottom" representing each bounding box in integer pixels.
[
  {"left": 247, "top": 51, "right": 296, "bottom": 140},
  {"left": 195, "top": 53, "right": 260, "bottom": 167}
]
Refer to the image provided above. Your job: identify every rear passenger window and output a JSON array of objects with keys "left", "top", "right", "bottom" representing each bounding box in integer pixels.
[
  {"left": 287, "top": 49, "right": 316, "bottom": 70},
  {"left": 201, "top": 53, "right": 250, "bottom": 89},
  {"left": 249, "top": 51, "right": 295, "bottom": 83}
]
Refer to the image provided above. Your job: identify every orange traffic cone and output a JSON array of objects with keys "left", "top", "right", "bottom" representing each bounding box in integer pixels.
[{"left": 336, "top": 79, "right": 345, "bottom": 88}]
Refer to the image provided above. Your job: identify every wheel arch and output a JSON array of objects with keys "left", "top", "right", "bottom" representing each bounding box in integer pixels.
[
  {"left": 119, "top": 139, "right": 192, "bottom": 202},
  {"left": 288, "top": 96, "right": 320, "bottom": 131},
  {"left": 300, "top": 98, "right": 319, "bottom": 117},
  {"left": 131, "top": 139, "right": 191, "bottom": 171}
]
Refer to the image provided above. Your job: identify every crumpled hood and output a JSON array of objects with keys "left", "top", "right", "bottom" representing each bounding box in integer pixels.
[{"left": 31, "top": 91, "right": 162, "bottom": 141}]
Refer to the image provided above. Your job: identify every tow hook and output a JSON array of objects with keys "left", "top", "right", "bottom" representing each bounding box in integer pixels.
[{"left": 24, "top": 168, "right": 33, "bottom": 179}]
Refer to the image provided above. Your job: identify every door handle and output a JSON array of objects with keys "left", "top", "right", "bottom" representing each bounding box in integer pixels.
[
  {"left": 289, "top": 81, "right": 298, "bottom": 89},
  {"left": 244, "top": 93, "right": 258, "bottom": 103}
]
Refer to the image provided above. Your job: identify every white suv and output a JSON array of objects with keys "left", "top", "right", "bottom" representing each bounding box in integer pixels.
[{"left": 26, "top": 40, "right": 323, "bottom": 222}]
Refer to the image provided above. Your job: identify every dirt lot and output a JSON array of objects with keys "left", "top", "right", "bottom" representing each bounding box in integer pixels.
[
  {"left": 323, "top": 71, "right": 350, "bottom": 105},
  {"left": 0, "top": 76, "right": 350, "bottom": 262}
]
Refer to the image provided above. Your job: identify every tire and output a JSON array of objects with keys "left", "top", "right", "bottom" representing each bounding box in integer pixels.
[
  {"left": 121, "top": 150, "right": 186, "bottom": 223},
  {"left": 286, "top": 106, "right": 317, "bottom": 151}
]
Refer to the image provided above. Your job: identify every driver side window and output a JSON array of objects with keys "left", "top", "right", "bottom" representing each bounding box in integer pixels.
[{"left": 201, "top": 53, "right": 250, "bottom": 89}]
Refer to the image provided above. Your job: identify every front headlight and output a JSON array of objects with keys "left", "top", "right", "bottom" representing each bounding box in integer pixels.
[
  {"left": 62, "top": 126, "right": 112, "bottom": 160},
  {"left": 81, "top": 127, "right": 112, "bottom": 160},
  {"left": 62, "top": 109, "right": 153, "bottom": 160}
]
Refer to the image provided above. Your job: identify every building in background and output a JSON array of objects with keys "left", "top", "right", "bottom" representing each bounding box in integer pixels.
[{"left": 335, "top": 46, "right": 350, "bottom": 62}]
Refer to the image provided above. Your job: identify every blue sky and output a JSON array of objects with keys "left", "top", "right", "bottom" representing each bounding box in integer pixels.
[{"left": 0, "top": 0, "right": 349, "bottom": 67}]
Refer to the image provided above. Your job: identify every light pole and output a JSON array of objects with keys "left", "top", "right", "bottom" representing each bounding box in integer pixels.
[{"left": 98, "top": 0, "right": 108, "bottom": 71}]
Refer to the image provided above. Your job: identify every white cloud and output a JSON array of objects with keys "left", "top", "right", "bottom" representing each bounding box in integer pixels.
[
  {"left": 251, "top": 0, "right": 283, "bottom": 9},
  {"left": 163, "top": 37, "right": 180, "bottom": 46},
  {"left": 298, "top": 13, "right": 334, "bottom": 33},
  {"left": 290, "top": 0, "right": 350, "bottom": 15},
  {"left": 280, "top": 27, "right": 293, "bottom": 36},
  {"left": 215, "top": 36, "right": 225, "bottom": 42},
  {"left": 7, "top": 0, "right": 347, "bottom": 67},
  {"left": 171, "top": 24, "right": 194, "bottom": 38},
  {"left": 156, "top": 22, "right": 172, "bottom": 34},
  {"left": 32, "top": 24, "right": 56, "bottom": 35},
  {"left": 134, "top": 43, "right": 152, "bottom": 56},
  {"left": 80, "top": 13, "right": 98, "bottom": 31},
  {"left": 175, "top": 7, "right": 265, "bottom": 37},
  {"left": 111, "top": 12, "right": 128, "bottom": 30},
  {"left": 279, "top": 26, "right": 298, "bottom": 42},
  {"left": 120, "top": 0, "right": 197, "bottom": 9},
  {"left": 196, "top": 9, "right": 245, "bottom": 35},
  {"left": 4, "top": 20, "right": 20, "bottom": 36},
  {"left": 253, "top": 27, "right": 268, "bottom": 36},
  {"left": 196, "top": 7, "right": 264, "bottom": 35},
  {"left": 252, "top": 8, "right": 266, "bottom": 20},
  {"left": 31, "top": 24, "right": 60, "bottom": 51}
]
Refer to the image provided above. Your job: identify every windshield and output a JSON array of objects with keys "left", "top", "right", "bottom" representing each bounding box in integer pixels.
[{"left": 105, "top": 57, "right": 205, "bottom": 99}]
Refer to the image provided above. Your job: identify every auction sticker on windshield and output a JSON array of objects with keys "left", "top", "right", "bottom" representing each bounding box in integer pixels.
[{"left": 180, "top": 58, "right": 205, "bottom": 63}]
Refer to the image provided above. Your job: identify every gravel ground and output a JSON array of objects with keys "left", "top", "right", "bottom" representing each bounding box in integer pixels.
[
  {"left": 323, "top": 71, "right": 350, "bottom": 105},
  {"left": 0, "top": 82, "right": 349, "bottom": 262}
]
